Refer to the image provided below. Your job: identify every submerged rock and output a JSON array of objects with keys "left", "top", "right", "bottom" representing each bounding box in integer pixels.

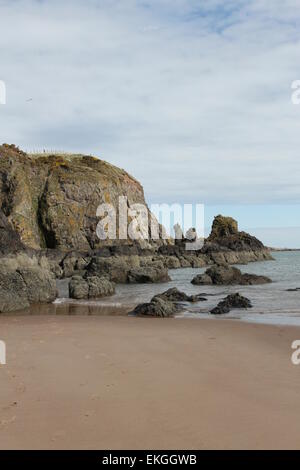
[
  {"left": 191, "top": 263, "right": 271, "bottom": 286},
  {"left": 69, "top": 275, "right": 115, "bottom": 299},
  {"left": 210, "top": 293, "right": 252, "bottom": 315}
]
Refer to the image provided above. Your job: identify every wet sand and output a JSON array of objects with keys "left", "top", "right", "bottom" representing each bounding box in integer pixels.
[{"left": 0, "top": 314, "right": 300, "bottom": 449}]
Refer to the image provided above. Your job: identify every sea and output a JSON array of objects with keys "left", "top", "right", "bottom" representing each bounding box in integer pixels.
[{"left": 54, "top": 251, "right": 300, "bottom": 326}]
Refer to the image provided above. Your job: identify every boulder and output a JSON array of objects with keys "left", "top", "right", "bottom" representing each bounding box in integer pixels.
[
  {"left": 69, "top": 275, "right": 115, "bottom": 299},
  {"left": 191, "top": 273, "right": 213, "bottom": 285},
  {"left": 210, "top": 293, "right": 252, "bottom": 315},
  {"left": 130, "top": 297, "right": 179, "bottom": 318},
  {"left": 87, "top": 256, "right": 130, "bottom": 283},
  {"left": 0, "top": 260, "right": 57, "bottom": 312},
  {"left": 164, "top": 256, "right": 181, "bottom": 269},
  {"left": 61, "top": 252, "right": 91, "bottom": 278},
  {"left": 0, "top": 269, "right": 30, "bottom": 312},
  {"left": 130, "top": 287, "right": 207, "bottom": 318},
  {"left": 69, "top": 275, "right": 89, "bottom": 299},
  {"left": 127, "top": 262, "right": 170, "bottom": 283},
  {"left": 88, "top": 276, "right": 115, "bottom": 298},
  {"left": 154, "top": 287, "right": 206, "bottom": 303},
  {"left": 191, "top": 263, "right": 271, "bottom": 286},
  {"left": 178, "top": 257, "right": 192, "bottom": 268},
  {"left": 17, "top": 267, "right": 57, "bottom": 303},
  {"left": 190, "top": 256, "right": 207, "bottom": 268}
]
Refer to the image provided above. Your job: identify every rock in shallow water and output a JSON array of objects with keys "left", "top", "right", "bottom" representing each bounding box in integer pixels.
[
  {"left": 130, "top": 287, "right": 207, "bottom": 317},
  {"left": 153, "top": 287, "right": 207, "bottom": 303},
  {"left": 210, "top": 293, "right": 252, "bottom": 315},
  {"left": 191, "top": 263, "right": 271, "bottom": 286},
  {"left": 130, "top": 297, "right": 180, "bottom": 318},
  {"left": 69, "top": 275, "right": 115, "bottom": 299}
]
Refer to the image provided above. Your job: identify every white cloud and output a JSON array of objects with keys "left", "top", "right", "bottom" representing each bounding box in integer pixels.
[{"left": 1, "top": 0, "right": 300, "bottom": 210}]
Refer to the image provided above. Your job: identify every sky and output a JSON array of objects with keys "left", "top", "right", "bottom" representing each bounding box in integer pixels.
[{"left": 1, "top": 0, "right": 300, "bottom": 246}]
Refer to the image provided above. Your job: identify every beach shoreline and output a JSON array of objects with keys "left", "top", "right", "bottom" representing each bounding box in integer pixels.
[{"left": 1, "top": 314, "right": 300, "bottom": 450}]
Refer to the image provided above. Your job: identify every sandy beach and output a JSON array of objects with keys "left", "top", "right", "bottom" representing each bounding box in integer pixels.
[{"left": 0, "top": 314, "right": 300, "bottom": 450}]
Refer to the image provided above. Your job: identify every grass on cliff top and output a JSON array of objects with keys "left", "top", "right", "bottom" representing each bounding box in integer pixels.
[
  {"left": 28, "top": 151, "right": 95, "bottom": 160},
  {"left": 27, "top": 150, "right": 139, "bottom": 183}
]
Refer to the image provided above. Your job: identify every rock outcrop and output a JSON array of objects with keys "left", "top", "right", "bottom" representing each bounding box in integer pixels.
[
  {"left": 130, "top": 296, "right": 179, "bottom": 318},
  {"left": 210, "top": 293, "right": 252, "bottom": 315},
  {"left": 191, "top": 263, "right": 272, "bottom": 286},
  {"left": 0, "top": 145, "right": 274, "bottom": 314},
  {"left": 130, "top": 287, "right": 207, "bottom": 317},
  {"left": 127, "top": 263, "right": 170, "bottom": 283},
  {"left": 206, "top": 215, "right": 268, "bottom": 253},
  {"left": 0, "top": 144, "right": 160, "bottom": 251},
  {"left": 69, "top": 275, "right": 115, "bottom": 299},
  {"left": 154, "top": 287, "right": 207, "bottom": 302},
  {"left": 0, "top": 253, "right": 57, "bottom": 312},
  {"left": 86, "top": 255, "right": 170, "bottom": 284},
  {"left": 158, "top": 215, "right": 272, "bottom": 268}
]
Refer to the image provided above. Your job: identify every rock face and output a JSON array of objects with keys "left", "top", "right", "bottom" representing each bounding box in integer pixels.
[
  {"left": 0, "top": 209, "right": 25, "bottom": 254},
  {"left": 69, "top": 275, "right": 115, "bottom": 299},
  {"left": 0, "top": 253, "right": 57, "bottom": 312},
  {"left": 0, "top": 144, "right": 159, "bottom": 251},
  {"left": 191, "top": 263, "right": 272, "bottom": 286},
  {"left": 210, "top": 293, "right": 252, "bottom": 315}
]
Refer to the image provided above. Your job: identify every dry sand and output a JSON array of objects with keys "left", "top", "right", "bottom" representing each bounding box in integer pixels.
[{"left": 0, "top": 314, "right": 300, "bottom": 450}]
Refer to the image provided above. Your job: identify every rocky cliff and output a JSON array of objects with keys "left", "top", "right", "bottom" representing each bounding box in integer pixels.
[
  {"left": 0, "top": 144, "right": 155, "bottom": 251},
  {"left": 0, "top": 145, "right": 273, "bottom": 313}
]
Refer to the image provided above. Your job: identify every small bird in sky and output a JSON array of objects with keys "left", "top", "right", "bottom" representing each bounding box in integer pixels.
[{"left": 26, "top": 98, "right": 33, "bottom": 102}]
